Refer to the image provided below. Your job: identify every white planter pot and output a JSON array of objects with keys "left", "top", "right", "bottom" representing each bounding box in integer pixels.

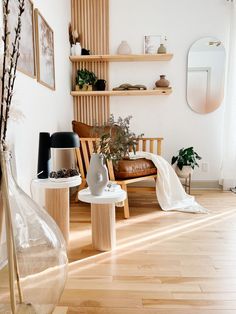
[{"left": 175, "top": 166, "right": 193, "bottom": 178}]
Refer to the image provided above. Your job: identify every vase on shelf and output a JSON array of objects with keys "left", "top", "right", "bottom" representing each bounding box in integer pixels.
[
  {"left": 86, "top": 153, "right": 109, "bottom": 196},
  {"left": 70, "top": 44, "right": 75, "bottom": 56},
  {"left": 0, "top": 150, "right": 68, "bottom": 314},
  {"left": 74, "top": 42, "right": 82, "bottom": 55},
  {"left": 117, "top": 41, "right": 132, "bottom": 55},
  {"left": 157, "top": 43, "right": 167, "bottom": 54},
  {"left": 155, "top": 75, "right": 170, "bottom": 88},
  {"left": 95, "top": 79, "right": 106, "bottom": 91}
]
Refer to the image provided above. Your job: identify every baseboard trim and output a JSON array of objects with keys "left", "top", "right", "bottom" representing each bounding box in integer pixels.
[{"left": 191, "top": 180, "right": 221, "bottom": 190}]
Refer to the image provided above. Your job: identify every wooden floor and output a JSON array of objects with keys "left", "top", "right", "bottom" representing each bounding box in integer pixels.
[
  {"left": 1, "top": 189, "right": 236, "bottom": 313},
  {"left": 60, "top": 189, "right": 236, "bottom": 313}
]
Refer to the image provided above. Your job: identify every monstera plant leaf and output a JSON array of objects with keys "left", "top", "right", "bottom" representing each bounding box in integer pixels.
[{"left": 171, "top": 147, "right": 202, "bottom": 170}]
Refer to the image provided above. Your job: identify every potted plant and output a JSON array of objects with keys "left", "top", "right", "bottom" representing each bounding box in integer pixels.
[
  {"left": 171, "top": 147, "right": 202, "bottom": 178},
  {"left": 76, "top": 68, "right": 97, "bottom": 91},
  {"left": 94, "top": 115, "right": 144, "bottom": 163}
]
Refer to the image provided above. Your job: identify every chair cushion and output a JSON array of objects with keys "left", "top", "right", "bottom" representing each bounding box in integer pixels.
[
  {"left": 72, "top": 120, "right": 118, "bottom": 138},
  {"left": 72, "top": 121, "right": 94, "bottom": 137},
  {"left": 114, "top": 158, "right": 157, "bottom": 179}
]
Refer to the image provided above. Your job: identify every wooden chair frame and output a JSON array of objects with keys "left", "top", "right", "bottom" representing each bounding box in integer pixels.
[{"left": 75, "top": 137, "right": 163, "bottom": 218}]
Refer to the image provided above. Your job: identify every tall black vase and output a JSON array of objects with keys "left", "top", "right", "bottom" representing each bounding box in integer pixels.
[{"left": 37, "top": 132, "right": 51, "bottom": 179}]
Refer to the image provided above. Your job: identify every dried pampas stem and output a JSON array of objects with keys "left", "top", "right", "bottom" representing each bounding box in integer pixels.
[{"left": 0, "top": 0, "right": 25, "bottom": 149}]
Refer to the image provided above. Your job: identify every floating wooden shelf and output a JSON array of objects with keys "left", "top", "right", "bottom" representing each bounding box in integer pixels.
[
  {"left": 70, "top": 53, "right": 173, "bottom": 62},
  {"left": 71, "top": 89, "right": 172, "bottom": 96}
]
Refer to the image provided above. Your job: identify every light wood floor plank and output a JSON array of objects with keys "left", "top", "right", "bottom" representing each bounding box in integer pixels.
[{"left": 63, "top": 190, "right": 236, "bottom": 312}]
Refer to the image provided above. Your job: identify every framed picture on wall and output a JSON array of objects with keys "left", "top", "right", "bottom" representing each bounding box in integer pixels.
[
  {"left": 144, "top": 35, "right": 161, "bottom": 54},
  {"left": 8, "top": 0, "right": 36, "bottom": 78},
  {"left": 34, "top": 9, "right": 55, "bottom": 90}
]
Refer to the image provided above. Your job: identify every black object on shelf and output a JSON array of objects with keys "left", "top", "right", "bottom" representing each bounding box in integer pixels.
[
  {"left": 81, "top": 48, "right": 90, "bottom": 55},
  {"left": 95, "top": 79, "right": 106, "bottom": 91},
  {"left": 37, "top": 132, "right": 51, "bottom": 179}
]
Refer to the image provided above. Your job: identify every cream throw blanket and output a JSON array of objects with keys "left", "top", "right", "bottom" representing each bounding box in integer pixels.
[{"left": 131, "top": 151, "right": 207, "bottom": 213}]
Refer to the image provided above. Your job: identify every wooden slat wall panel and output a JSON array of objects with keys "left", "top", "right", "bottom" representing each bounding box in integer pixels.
[{"left": 71, "top": 0, "right": 110, "bottom": 125}]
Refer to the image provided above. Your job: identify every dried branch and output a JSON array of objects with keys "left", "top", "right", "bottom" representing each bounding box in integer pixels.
[
  {"left": 0, "top": 0, "right": 10, "bottom": 144},
  {"left": 0, "top": 0, "right": 25, "bottom": 149},
  {"left": 68, "top": 23, "right": 80, "bottom": 46},
  {"left": 3, "top": 1, "right": 24, "bottom": 142}
]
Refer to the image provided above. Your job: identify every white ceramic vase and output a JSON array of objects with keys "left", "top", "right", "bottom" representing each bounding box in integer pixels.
[
  {"left": 175, "top": 165, "right": 193, "bottom": 178},
  {"left": 70, "top": 44, "right": 75, "bottom": 56},
  {"left": 86, "top": 153, "right": 109, "bottom": 196},
  {"left": 74, "top": 42, "right": 82, "bottom": 55},
  {"left": 117, "top": 40, "right": 131, "bottom": 55}
]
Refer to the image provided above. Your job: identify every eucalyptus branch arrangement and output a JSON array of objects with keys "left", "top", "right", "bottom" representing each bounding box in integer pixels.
[
  {"left": 68, "top": 23, "right": 80, "bottom": 46},
  {"left": 93, "top": 115, "right": 144, "bottom": 163},
  {"left": 0, "top": 0, "right": 25, "bottom": 150}
]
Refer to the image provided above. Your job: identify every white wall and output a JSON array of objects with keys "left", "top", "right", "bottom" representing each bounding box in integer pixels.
[
  {"left": 109, "top": 0, "right": 231, "bottom": 182},
  {"left": 6, "top": 0, "right": 73, "bottom": 193}
]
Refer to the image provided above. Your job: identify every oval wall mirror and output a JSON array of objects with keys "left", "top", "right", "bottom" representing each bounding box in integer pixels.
[{"left": 187, "top": 37, "right": 226, "bottom": 114}]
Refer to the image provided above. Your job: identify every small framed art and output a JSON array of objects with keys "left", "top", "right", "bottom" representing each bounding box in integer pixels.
[
  {"left": 8, "top": 0, "right": 36, "bottom": 78},
  {"left": 35, "top": 9, "right": 55, "bottom": 90}
]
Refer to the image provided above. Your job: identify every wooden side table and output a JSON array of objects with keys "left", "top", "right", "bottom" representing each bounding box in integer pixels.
[
  {"left": 180, "top": 174, "right": 191, "bottom": 194},
  {"left": 32, "top": 176, "right": 81, "bottom": 245},
  {"left": 78, "top": 188, "right": 127, "bottom": 251}
]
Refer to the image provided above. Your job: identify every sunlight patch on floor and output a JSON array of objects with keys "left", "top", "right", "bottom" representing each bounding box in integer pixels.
[{"left": 68, "top": 208, "right": 236, "bottom": 275}]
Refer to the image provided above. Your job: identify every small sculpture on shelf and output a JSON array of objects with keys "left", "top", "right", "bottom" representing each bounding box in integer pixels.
[
  {"left": 113, "top": 83, "right": 147, "bottom": 91},
  {"left": 86, "top": 153, "right": 109, "bottom": 196},
  {"left": 81, "top": 48, "right": 90, "bottom": 55}
]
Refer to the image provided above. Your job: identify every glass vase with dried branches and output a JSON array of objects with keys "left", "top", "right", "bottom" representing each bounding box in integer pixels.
[{"left": 0, "top": 1, "right": 68, "bottom": 313}]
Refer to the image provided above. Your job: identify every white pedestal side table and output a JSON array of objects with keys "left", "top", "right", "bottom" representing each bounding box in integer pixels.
[
  {"left": 32, "top": 176, "right": 81, "bottom": 245},
  {"left": 78, "top": 188, "right": 127, "bottom": 251}
]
